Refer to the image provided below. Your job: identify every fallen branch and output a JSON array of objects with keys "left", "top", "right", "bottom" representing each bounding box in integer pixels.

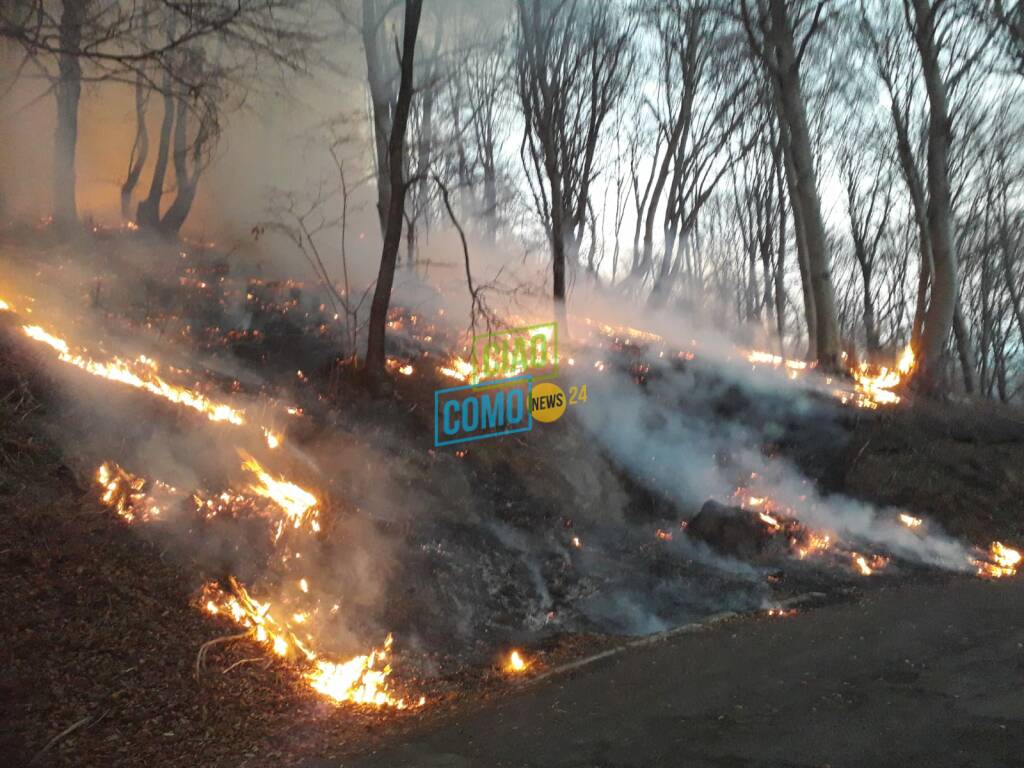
[
  {"left": 195, "top": 632, "right": 251, "bottom": 680},
  {"left": 30, "top": 710, "right": 108, "bottom": 765},
  {"left": 222, "top": 656, "right": 270, "bottom": 675}
]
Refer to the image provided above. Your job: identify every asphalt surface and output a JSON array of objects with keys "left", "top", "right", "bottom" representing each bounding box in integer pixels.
[{"left": 342, "top": 577, "right": 1024, "bottom": 768}]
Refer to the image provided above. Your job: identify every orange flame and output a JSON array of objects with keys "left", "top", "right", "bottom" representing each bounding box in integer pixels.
[
  {"left": 974, "top": 542, "right": 1021, "bottom": 579},
  {"left": 23, "top": 324, "right": 245, "bottom": 425},
  {"left": 505, "top": 650, "right": 529, "bottom": 673},
  {"left": 203, "top": 580, "right": 423, "bottom": 709},
  {"left": 240, "top": 455, "right": 320, "bottom": 534}
]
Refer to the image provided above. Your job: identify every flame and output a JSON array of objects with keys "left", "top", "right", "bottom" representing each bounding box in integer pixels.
[
  {"left": 744, "top": 344, "right": 915, "bottom": 409},
  {"left": 974, "top": 542, "right": 1021, "bottom": 579},
  {"left": 851, "top": 553, "right": 889, "bottom": 575},
  {"left": 655, "top": 528, "right": 673, "bottom": 541},
  {"left": 241, "top": 454, "right": 320, "bottom": 533},
  {"left": 439, "top": 357, "right": 474, "bottom": 382},
  {"left": 263, "top": 428, "right": 282, "bottom": 449},
  {"left": 505, "top": 650, "right": 528, "bottom": 673},
  {"left": 850, "top": 345, "right": 915, "bottom": 408},
  {"left": 95, "top": 461, "right": 179, "bottom": 523},
  {"left": 23, "top": 325, "right": 245, "bottom": 425},
  {"left": 746, "top": 350, "right": 809, "bottom": 371},
  {"left": 898, "top": 513, "right": 923, "bottom": 529},
  {"left": 0, "top": 299, "right": 10, "bottom": 311},
  {"left": 203, "top": 580, "right": 422, "bottom": 709},
  {"left": 758, "top": 512, "right": 781, "bottom": 530},
  {"left": 386, "top": 358, "right": 415, "bottom": 376}
]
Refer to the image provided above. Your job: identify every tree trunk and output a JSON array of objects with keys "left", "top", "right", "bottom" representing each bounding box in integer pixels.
[
  {"left": 363, "top": 0, "right": 395, "bottom": 237},
  {"left": 159, "top": 96, "right": 203, "bottom": 236},
  {"left": 909, "top": 0, "right": 961, "bottom": 395},
  {"left": 364, "top": 0, "right": 423, "bottom": 378},
  {"left": 52, "top": 0, "right": 85, "bottom": 231},
  {"left": 999, "top": 203, "right": 1024, "bottom": 344},
  {"left": 137, "top": 25, "right": 176, "bottom": 230},
  {"left": 766, "top": 0, "right": 840, "bottom": 369},
  {"left": 121, "top": 72, "right": 150, "bottom": 221},
  {"left": 951, "top": 299, "right": 976, "bottom": 394},
  {"left": 857, "top": 259, "right": 880, "bottom": 360}
]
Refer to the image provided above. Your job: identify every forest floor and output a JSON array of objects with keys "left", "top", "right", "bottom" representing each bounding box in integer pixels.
[{"left": 2, "top": 240, "right": 1024, "bottom": 765}]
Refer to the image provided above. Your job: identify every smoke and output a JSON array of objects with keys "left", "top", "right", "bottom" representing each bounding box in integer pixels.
[{"left": 569, "top": 336, "right": 975, "bottom": 573}]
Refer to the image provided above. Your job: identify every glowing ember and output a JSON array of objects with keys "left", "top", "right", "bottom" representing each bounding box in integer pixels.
[
  {"left": 241, "top": 455, "right": 320, "bottom": 533},
  {"left": 794, "top": 533, "right": 832, "bottom": 560},
  {"left": 655, "top": 528, "right": 673, "bottom": 541},
  {"left": 506, "top": 650, "right": 529, "bottom": 673},
  {"left": 899, "top": 513, "right": 923, "bottom": 529},
  {"left": 973, "top": 542, "right": 1021, "bottom": 579},
  {"left": 95, "top": 461, "right": 180, "bottom": 523},
  {"left": 23, "top": 325, "right": 245, "bottom": 425},
  {"left": 766, "top": 608, "right": 798, "bottom": 618}
]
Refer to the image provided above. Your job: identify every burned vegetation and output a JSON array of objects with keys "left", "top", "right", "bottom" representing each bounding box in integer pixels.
[
  {"left": 2, "top": 0, "right": 1024, "bottom": 765},
  {"left": 2, "top": 227, "right": 1023, "bottom": 765}
]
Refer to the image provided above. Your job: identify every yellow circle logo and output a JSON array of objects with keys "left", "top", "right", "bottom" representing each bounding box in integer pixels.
[{"left": 531, "top": 381, "right": 566, "bottom": 423}]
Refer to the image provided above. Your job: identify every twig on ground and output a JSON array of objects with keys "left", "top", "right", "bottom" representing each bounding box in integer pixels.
[
  {"left": 195, "top": 632, "right": 251, "bottom": 680},
  {"left": 30, "top": 710, "right": 109, "bottom": 765},
  {"left": 222, "top": 656, "right": 270, "bottom": 675}
]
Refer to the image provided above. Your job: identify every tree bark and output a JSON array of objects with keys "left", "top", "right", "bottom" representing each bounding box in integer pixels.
[
  {"left": 121, "top": 71, "right": 150, "bottom": 221},
  {"left": 364, "top": 0, "right": 423, "bottom": 378},
  {"left": 159, "top": 94, "right": 206, "bottom": 236},
  {"left": 137, "top": 22, "right": 176, "bottom": 230},
  {"left": 765, "top": 0, "right": 840, "bottom": 369},
  {"left": 908, "top": 0, "right": 961, "bottom": 395},
  {"left": 362, "top": 0, "right": 395, "bottom": 237},
  {"left": 52, "top": 0, "right": 85, "bottom": 230}
]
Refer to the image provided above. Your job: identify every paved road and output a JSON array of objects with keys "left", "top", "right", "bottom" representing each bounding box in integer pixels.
[{"left": 342, "top": 578, "right": 1024, "bottom": 768}]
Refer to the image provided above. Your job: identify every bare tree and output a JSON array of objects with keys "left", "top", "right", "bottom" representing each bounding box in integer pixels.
[
  {"left": 740, "top": 0, "right": 843, "bottom": 369},
  {"left": 363, "top": 0, "right": 423, "bottom": 378},
  {"left": 515, "top": 0, "right": 636, "bottom": 325},
  {"left": 839, "top": 127, "right": 894, "bottom": 361},
  {"left": 1, "top": 0, "right": 311, "bottom": 232}
]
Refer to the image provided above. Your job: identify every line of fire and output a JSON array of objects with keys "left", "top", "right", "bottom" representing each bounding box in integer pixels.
[{"left": 1, "top": 0, "right": 1023, "bottom": 766}]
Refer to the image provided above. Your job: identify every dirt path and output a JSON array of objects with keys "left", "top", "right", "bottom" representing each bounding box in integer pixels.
[{"left": 342, "top": 577, "right": 1024, "bottom": 768}]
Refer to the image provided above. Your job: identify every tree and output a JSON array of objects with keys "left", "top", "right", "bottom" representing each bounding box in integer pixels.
[
  {"left": 515, "top": 0, "right": 636, "bottom": 325},
  {"left": 740, "top": 0, "right": 843, "bottom": 369},
  {"left": 363, "top": 0, "right": 423, "bottom": 378},
  {"left": 1, "top": 0, "right": 311, "bottom": 233}
]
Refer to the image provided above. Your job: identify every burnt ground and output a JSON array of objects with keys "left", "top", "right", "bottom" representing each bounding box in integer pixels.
[{"left": 2, "top": 234, "right": 1024, "bottom": 766}]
